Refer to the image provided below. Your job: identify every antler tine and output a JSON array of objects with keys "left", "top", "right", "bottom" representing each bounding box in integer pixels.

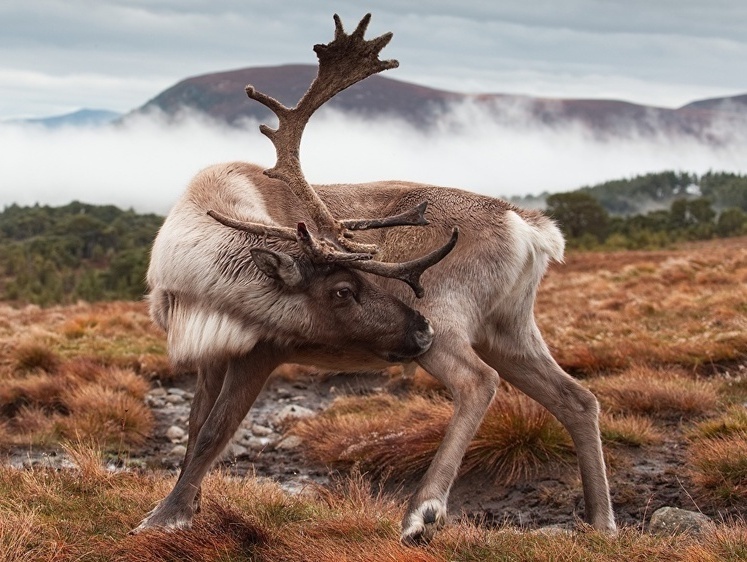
[
  {"left": 207, "top": 210, "right": 298, "bottom": 241},
  {"left": 296, "top": 222, "right": 373, "bottom": 262},
  {"left": 341, "top": 202, "right": 429, "bottom": 231},
  {"left": 347, "top": 228, "right": 459, "bottom": 298}
]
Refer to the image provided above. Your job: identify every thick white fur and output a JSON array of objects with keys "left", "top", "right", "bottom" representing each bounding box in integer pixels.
[{"left": 167, "top": 303, "right": 259, "bottom": 367}]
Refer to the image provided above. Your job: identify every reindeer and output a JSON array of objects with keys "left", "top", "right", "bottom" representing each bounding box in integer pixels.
[{"left": 135, "top": 14, "right": 616, "bottom": 544}]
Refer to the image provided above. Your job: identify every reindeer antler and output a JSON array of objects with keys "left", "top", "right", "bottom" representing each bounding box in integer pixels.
[{"left": 208, "top": 13, "right": 458, "bottom": 296}]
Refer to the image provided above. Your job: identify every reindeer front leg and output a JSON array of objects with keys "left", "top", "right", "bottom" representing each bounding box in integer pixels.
[
  {"left": 401, "top": 332, "right": 499, "bottom": 545},
  {"left": 132, "top": 346, "right": 280, "bottom": 533}
]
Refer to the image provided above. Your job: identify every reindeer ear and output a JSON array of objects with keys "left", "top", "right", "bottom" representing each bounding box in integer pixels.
[{"left": 250, "top": 248, "right": 304, "bottom": 288}]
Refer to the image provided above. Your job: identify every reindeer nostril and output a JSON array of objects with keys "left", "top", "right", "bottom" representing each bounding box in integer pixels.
[{"left": 413, "top": 323, "right": 434, "bottom": 352}]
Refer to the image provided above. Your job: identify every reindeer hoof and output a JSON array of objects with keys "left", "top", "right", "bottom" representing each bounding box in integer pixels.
[
  {"left": 400, "top": 499, "right": 447, "bottom": 546},
  {"left": 129, "top": 503, "right": 194, "bottom": 535}
]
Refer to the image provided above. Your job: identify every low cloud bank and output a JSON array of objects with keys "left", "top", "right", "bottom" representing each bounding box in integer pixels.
[{"left": 2, "top": 105, "right": 747, "bottom": 214}]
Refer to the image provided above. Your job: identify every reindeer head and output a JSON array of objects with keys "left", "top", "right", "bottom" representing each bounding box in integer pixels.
[{"left": 251, "top": 244, "right": 434, "bottom": 362}]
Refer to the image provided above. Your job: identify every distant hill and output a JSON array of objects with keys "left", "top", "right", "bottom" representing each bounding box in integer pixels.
[
  {"left": 130, "top": 64, "right": 460, "bottom": 127},
  {"left": 9, "top": 108, "right": 122, "bottom": 128},
  {"left": 126, "top": 64, "right": 747, "bottom": 143}
]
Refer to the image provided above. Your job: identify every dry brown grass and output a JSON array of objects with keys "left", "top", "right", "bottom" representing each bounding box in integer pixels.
[
  {"left": 589, "top": 365, "right": 718, "bottom": 419},
  {"left": 1, "top": 445, "right": 746, "bottom": 561},
  {"left": 599, "top": 413, "right": 663, "bottom": 447},
  {"left": 690, "top": 406, "right": 747, "bottom": 441},
  {"left": 0, "top": 301, "right": 170, "bottom": 379},
  {"left": 1, "top": 238, "right": 746, "bottom": 558},
  {"left": 0, "top": 302, "right": 165, "bottom": 451},
  {"left": 689, "top": 436, "right": 747, "bottom": 503},
  {"left": 58, "top": 385, "right": 153, "bottom": 448},
  {"left": 11, "top": 341, "right": 61, "bottom": 373},
  {"left": 294, "top": 389, "right": 573, "bottom": 484},
  {"left": 538, "top": 237, "right": 747, "bottom": 374}
]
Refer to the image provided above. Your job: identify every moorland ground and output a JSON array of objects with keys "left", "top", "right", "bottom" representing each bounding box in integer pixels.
[{"left": 0, "top": 236, "right": 746, "bottom": 560}]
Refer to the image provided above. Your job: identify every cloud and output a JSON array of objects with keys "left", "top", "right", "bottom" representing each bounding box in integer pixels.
[
  {"left": 2, "top": 106, "right": 746, "bottom": 215},
  {"left": 2, "top": 1, "right": 747, "bottom": 118}
]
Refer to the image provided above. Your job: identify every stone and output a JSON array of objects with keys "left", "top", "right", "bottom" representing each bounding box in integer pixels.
[
  {"left": 272, "top": 404, "right": 315, "bottom": 426},
  {"left": 244, "top": 436, "right": 272, "bottom": 450},
  {"left": 169, "top": 444, "right": 187, "bottom": 458},
  {"left": 166, "top": 425, "right": 186, "bottom": 441},
  {"left": 649, "top": 507, "right": 712, "bottom": 535},
  {"left": 164, "top": 394, "right": 185, "bottom": 404},
  {"left": 275, "top": 435, "right": 303, "bottom": 450},
  {"left": 149, "top": 387, "right": 167, "bottom": 397},
  {"left": 167, "top": 387, "right": 187, "bottom": 396},
  {"left": 252, "top": 424, "right": 274, "bottom": 437},
  {"left": 533, "top": 525, "right": 572, "bottom": 536}
]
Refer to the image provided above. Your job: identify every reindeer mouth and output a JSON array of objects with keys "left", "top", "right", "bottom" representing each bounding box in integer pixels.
[{"left": 385, "top": 323, "right": 434, "bottom": 363}]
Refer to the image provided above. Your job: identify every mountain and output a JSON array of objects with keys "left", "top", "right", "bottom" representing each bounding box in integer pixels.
[
  {"left": 9, "top": 108, "right": 122, "bottom": 128},
  {"left": 127, "top": 64, "right": 747, "bottom": 143},
  {"left": 130, "top": 64, "right": 460, "bottom": 127}
]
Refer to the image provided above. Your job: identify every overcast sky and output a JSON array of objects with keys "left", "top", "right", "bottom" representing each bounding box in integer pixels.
[
  {"left": 2, "top": 0, "right": 747, "bottom": 119},
  {"left": 2, "top": 1, "right": 747, "bottom": 212}
]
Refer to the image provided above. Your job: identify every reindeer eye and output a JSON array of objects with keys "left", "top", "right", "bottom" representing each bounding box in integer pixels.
[{"left": 334, "top": 287, "right": 352, "bottom": 299}]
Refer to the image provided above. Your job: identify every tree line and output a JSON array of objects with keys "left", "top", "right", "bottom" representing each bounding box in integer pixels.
[
  {"left": 1, "top": 170, "right": 745, "bottom": 305},
  {"left": 0, "top": 201, "right": 162, "bottom": 305},
  {"left": 543, "top": 171, "right": 747, "bottom": 249}
]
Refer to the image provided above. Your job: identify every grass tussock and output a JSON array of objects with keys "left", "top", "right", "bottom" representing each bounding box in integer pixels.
[
  {"left": 59, "top": 385, "right": 153, "bottom": 448},
  {"left": 294, "top": 390, "right": 573, "bottom": 484},
  {"left": 590, "top": 365, "right": 718, "bottom": 419},
  {"left": 599, "top": 413, "right": 663, "bottom": 447},
  {"left": 690, "top": 406, "right": 747, "bottom": 441},
  {"left": 0, "top": 353, "right": 154, "bottom": 450},
  {"left": 11, "top": 341, "right": 61, "bottom": 373},
  {"left": 689, "top": 436, "right": 747, "bottom": 503}
]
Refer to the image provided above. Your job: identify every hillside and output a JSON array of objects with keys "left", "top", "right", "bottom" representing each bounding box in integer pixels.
[
  {"left": 131, "top": 64, "right": 461, "bottom": 127},
  {"left": 127, "top": 64, "right": 747, "bottom": 142}
]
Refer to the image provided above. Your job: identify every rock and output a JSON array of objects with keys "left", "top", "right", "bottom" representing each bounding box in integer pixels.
[
  {"left": 166, "top": 425, "right": 186, "bottom": 441},
  {"left": 225, "top": 443, "right": 248, "bottom": 458},
  {"left": 649, "top": 507, "right": 712, "bottom": 535},
  {"left": 169, "top": 445, "right": 187, "bottom": 458},
  {"left": 164, "top": 394, "right": 185, "bottom": 404},
  {"left": 275, "top": 435, "right": 303, "bottom": 450},
  {"left": 167, "top": 387, "right": 187, "bottom": 396},
  {"left": 149, "top": 387, "right": 167, "bottom": 397},
  {"left": 272, "top": 405, "right": 315, "bottom": 426},
  {"left": 244, "top": 436, "right": 271, "bottom": 450},
  {"left": 252, "top": 424, "right": 274, "bottom": 437},
  {"left": 145, "top": 396, "right": 165, "bottom": 408}
]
